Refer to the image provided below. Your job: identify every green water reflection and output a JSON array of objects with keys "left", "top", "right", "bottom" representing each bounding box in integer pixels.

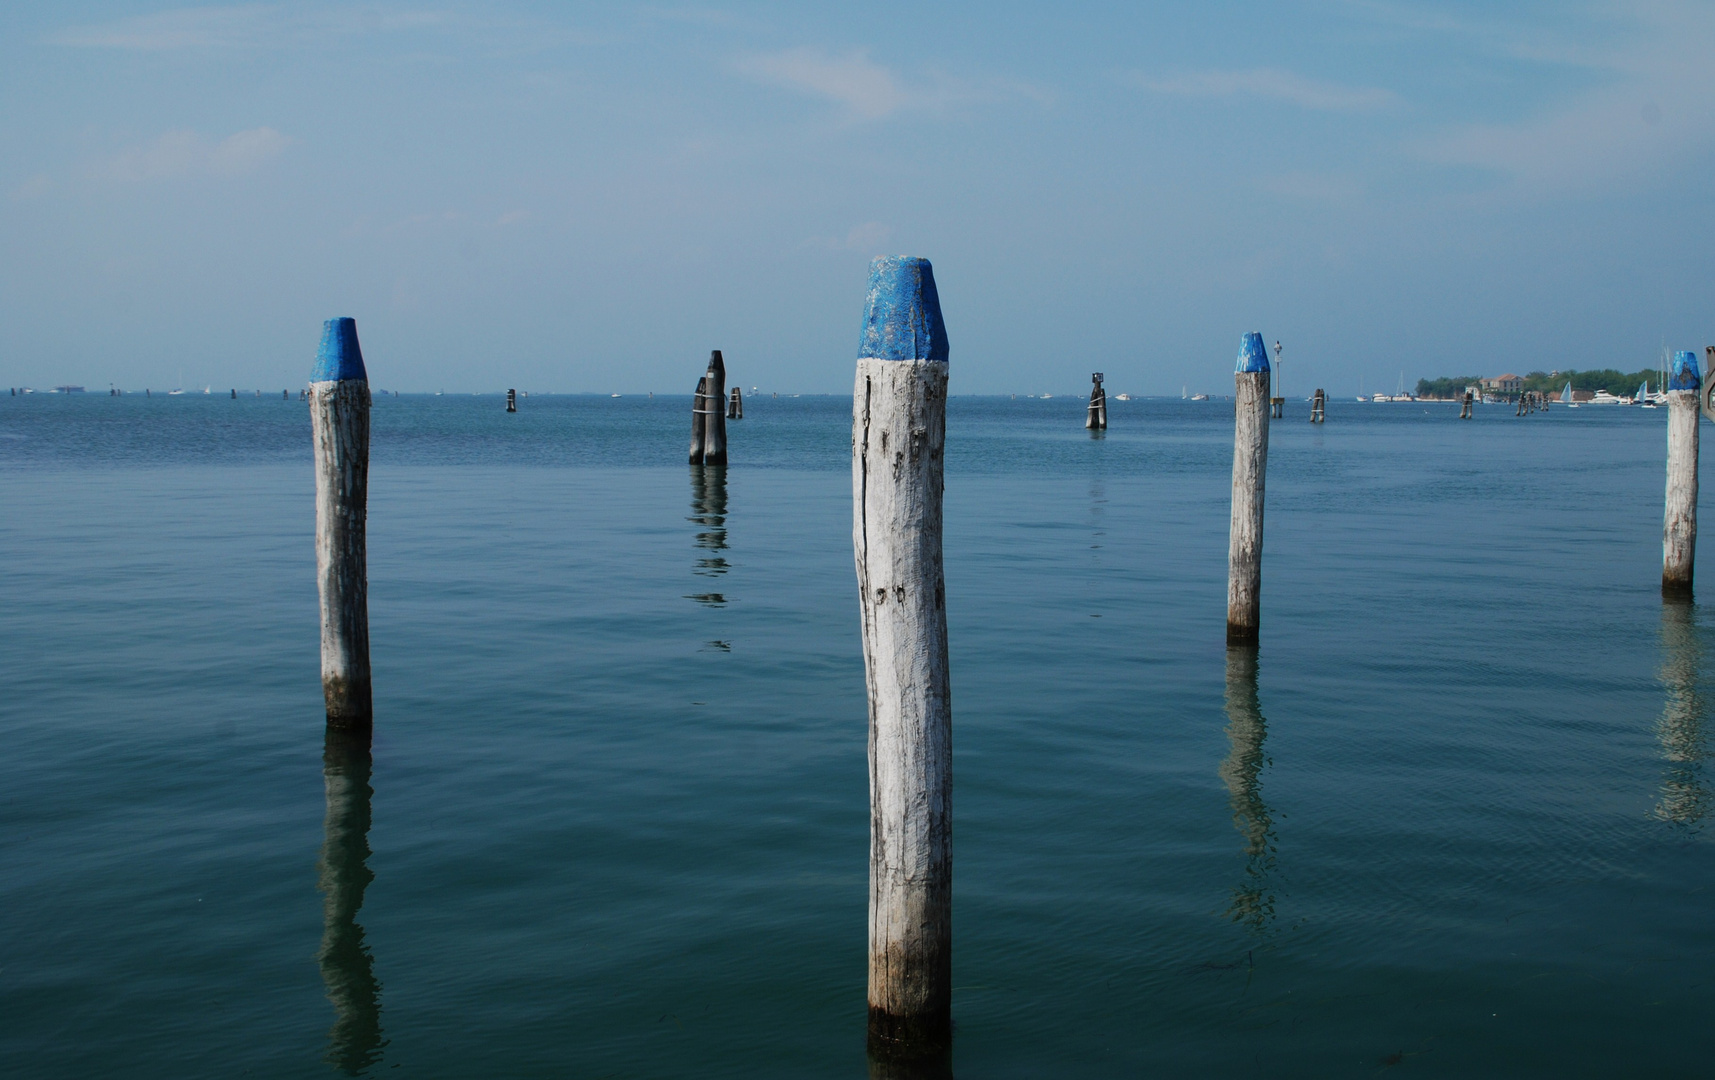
[
  {"left": 317, "top": 727, "right": 385, "bottom": 1074},
  {"left": 1656, "top": 602, "right": 1710, "bottom": 826},
  {"left": 1221, "top": 646, "right": 1277, "bottom": 932}
]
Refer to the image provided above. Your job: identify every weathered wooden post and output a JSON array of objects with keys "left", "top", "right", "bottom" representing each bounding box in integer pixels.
[
  {"left": 1312, "top": 388, "right": 1326, "bottom": 423},
  {"left": 1227, "top": 332, "right": 1270, "bottom": 645},
  {"left": 310, "top": 317, "right": 372, "bottom": 726},
  {"left": 688, "top": 376, "right": 708, "bottom": 465},
  {"left": 318, "top": 726, "right": 385, "bottom": 1072},
  {"left": 701, "top": 351, "right": 728, "bottom": 466},
  {"left": 1460, "top": 389, "right": 1473, "bottom": 420},
  {"left": 1086, "top": 372, "right": 1106, "bottom": 430},
  {"left": 506, "top": 388, "right": 516, "bottom": 413},
  {"left": 728, "top": 386, "right": 744, "bottom": 419},
  {"left": 854, "top": 255, "right": 952, "bottom": 1062},
  {"left": 1663, "top": 350, "right": 1701, "bottom": 599}
]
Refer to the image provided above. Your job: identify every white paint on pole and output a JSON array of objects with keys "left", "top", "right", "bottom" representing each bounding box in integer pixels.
[
  {"left": 1228, "top": 333, "right": 1270, "bottom": 645},
  {"left": 853, "top": 256, "right": 952, "bottom": 1057},
  {"left": 310, "top": 317, "right": 372, "bottom": 725},
  {"left": 1664, "top": 350, "right": 1701, "bottom": 598}
]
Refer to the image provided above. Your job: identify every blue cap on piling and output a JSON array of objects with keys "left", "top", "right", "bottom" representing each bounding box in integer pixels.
[
  {"left": 860, "top": 256, "right": 949, "bottom": 363},
  {"left": 1236, "top": 332, "right": 1269, "bottom": 374},
  {"left": 312, "top": 317, "right": 368, "bottom": 383},
  {"left": 1670, "top": 350, "right": 1700, "bottom": 392}
]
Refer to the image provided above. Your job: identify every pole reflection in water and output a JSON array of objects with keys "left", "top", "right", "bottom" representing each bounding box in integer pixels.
[
  {"left": 686, "top": 464, "right": 729, "bottom": 608},
  {"left": 317, "top": 726, "right": 385, "bottom": 1073},
  {"left": 1656, "top": 601, "right": 1710, "bottom": 826},
  {"left": 1220, "top": 646, "right": 1278, "bottom": 931}
]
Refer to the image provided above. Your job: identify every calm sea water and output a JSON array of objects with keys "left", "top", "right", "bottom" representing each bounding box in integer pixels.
[{"left": 2, "top": 392, "right": 1711, "bottom": 1077}]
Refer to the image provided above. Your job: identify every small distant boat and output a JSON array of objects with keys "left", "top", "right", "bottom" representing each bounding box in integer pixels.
[
  {"left": 1639, "top": 380, "right": 1657, "bottom": 407},
  {"left": 612, "top": 393, "right": 621, "bottom": 398},
  {"left": 1190, "top": 393, "right": 1209, "bottom": 401},
  {"left": 1590, "top": 389, "right": 1624, "bottom": 405},
  {"left": 1562, "top": 382, "right": 1574, "bottom": 407},
  {"left": 167, "top": 388, "right": 185, "bottom": 396},
  {"left": 1372, "top": 393, "right": 1388, "bottom": 403},
  {"left": 1041, "top": 393, "right": 1053, "bottom": 399},
  {"left": 1115, "top": 393, "right": 1131, "bottom": 401}
]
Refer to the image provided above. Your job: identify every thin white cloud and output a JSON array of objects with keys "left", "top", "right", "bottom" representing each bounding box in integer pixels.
[
  {"left": 735, "top": 47, "right": 1044, "bottom": 120},
  {"left": 737, "top": 48, "right": 913, "bottom": 119},
  {"left": 1406, "top": 2, "right": 1715, "bottom": 195},
  {"left": 97, "top": 128, "right": 290, "bottom": 182},
  {"left": 1126, "top": 67, "right": 1395, "bottom": 112},
  {"left": 51, "top": 6, "right": 455, "bottom": 50}
]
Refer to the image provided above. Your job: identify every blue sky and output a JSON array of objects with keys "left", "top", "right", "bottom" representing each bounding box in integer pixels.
[{"left": 2, "top": 1, "right": 1712, "bottom": 394}]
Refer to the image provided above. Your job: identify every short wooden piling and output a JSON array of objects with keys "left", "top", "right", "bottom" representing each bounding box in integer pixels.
[
  {"left": 689, "top": 376, "right": 709, "bottom": 464},
  {"left": 1460, "top": 390, "right": 1473, "bottom": 419},
  {"left": 506, "top": 388, "right": 516, "bottom": 413},
  {"left": 310, "top": 317, "right": 372, "bottom": 726},
  {"left": 702, "top": 351, "right": 728, "bottom": 465},
  {"left": 1227, "top": 332, "right": 1270, "bottom": 645},
  {"left": 1312, "top": 388, "right": 1326, "bottom": 423},
  {"left": 853, "top": 255, "right": 952, "bottom": 1060},
  {"left": 318, "top": 726, "right": 384, "bottom": 1071},
  {"left": 1663, "top": 350, "right": 1700, "bottom": 599},
  {"left": 728, "top": 386, "right": 743, "bottom": 419},
  {"left": 1086, "top": 372, "right": 1106, "bottom": 430}
]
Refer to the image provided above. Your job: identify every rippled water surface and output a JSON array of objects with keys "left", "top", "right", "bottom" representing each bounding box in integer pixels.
[{"left": 2, "top": 393, "right": 1711, "bottom": 1077}]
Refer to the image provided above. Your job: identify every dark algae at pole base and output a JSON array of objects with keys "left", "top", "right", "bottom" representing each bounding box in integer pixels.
[
  {"left": 309, "top": 317, "right": 373, "bottom": 727},
  {"left": 853, "top": 255, "right": 953, "bottom": 1065}
]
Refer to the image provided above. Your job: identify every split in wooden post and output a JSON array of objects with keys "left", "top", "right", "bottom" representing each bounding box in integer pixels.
[
  {"left": 1227, "top": 332, "right": 1270, "bottom": 645},
  {"left": 310, "top": 317, "right": 372, "bottom": 727},
  {"left": 701, "top": 351, "right": 728, "bottom": 466},
  {"left": 1663, "top": 350, "right": 1700, "bottom": 599},
  {"left": 854, "top": 255, "right": 952, "bottom": 1063}
]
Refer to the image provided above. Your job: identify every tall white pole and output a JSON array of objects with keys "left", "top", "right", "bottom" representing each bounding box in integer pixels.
[
  {"left": 310, "top": 317, "right": 372, "bottom": 726},
  {"left": 1228, "top": 332, "right": 1270, "bottom": 645},
  {"left": 1663, "top": 349, "right": 1700, "bottom": 598},
  {"left": 853, "top": 256, "right": 952, "bottom": 1060}
]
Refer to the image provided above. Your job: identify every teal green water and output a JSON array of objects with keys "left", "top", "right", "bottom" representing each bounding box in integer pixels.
[{"left": 1, "top": 394, "right": 1711, "bottom": 1076}]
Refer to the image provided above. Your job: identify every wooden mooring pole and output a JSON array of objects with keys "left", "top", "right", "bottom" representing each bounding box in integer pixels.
[
  {"left": 506, "top": 388, "right": 516, "bottom": 413},
  {"left": 1663, "top": 350, "right": 1700, "bottom": 599},
  {"left": 854, "top": 255, "right": 952, "bottom": 1063},
  {"left": 1228, "top": 332, "right": 1270, "bottom": 645},
  {"left": 310, "top": 317, "right": 372, "bottom": 726},
  {"left": 728, "top": 386, "right": 743, "bottom": 419},
  {"left": 1086, "top": 372, "right": 1106, "bottom": 430},
  {"left": 689, "top": 375, "right": 709, "bottom": 464},
  {"left": 1311, "top": 388, "right": 1326, "bottom": 423},
  {"left": 1460, "top": 390, "right": 1473, "bottom": 419},
  {"left": 701, "top": 351, "right": 728, "bottom": 466}
]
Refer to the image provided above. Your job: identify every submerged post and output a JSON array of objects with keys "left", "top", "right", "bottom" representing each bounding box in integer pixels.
[
  {"left": 854, "top": 255, "right": 952, "bottom": 1062},
  {"left": 702, "top": 351, "right": 728, "bottom": 465},
  {"left": 310, "top": 317, "right": 373, "bottom": 726},
  {"left": 1228, "top": 332, "right": 1270, "bottom": 645},
  {"left": 1664, "top": 350, "right": 1700, "bottom": 599},
  {"left": 689, "top": 376, "right": 708, "bottom": 464}
]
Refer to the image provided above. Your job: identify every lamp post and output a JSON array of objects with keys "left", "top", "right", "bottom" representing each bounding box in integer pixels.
[{"left": 1271, "top": 340, "right": 1284, "bottom": 418}]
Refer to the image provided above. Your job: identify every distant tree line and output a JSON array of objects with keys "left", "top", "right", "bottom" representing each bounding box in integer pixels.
[{"left": 1416, "top": 368, "right": 1663, "bottom": 399}]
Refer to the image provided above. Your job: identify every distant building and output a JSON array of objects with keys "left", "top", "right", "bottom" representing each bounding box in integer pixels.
[{"left": 1481, "top": 374, "right": 1523, "bottom": 394}]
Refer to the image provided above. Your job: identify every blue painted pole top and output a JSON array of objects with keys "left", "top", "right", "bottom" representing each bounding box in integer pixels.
[
  {"left": 312, "top": 317, "right": 368, "bottom": 382},
  {"left": 860, "top": 256, "right": 949, "bottom": 363},
  {"left": 1670, "top": 350, "right": 1700, "bottom": 392},
  {"left": 1236, "top": 332, "right": 1270, "bottom": 374}
]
